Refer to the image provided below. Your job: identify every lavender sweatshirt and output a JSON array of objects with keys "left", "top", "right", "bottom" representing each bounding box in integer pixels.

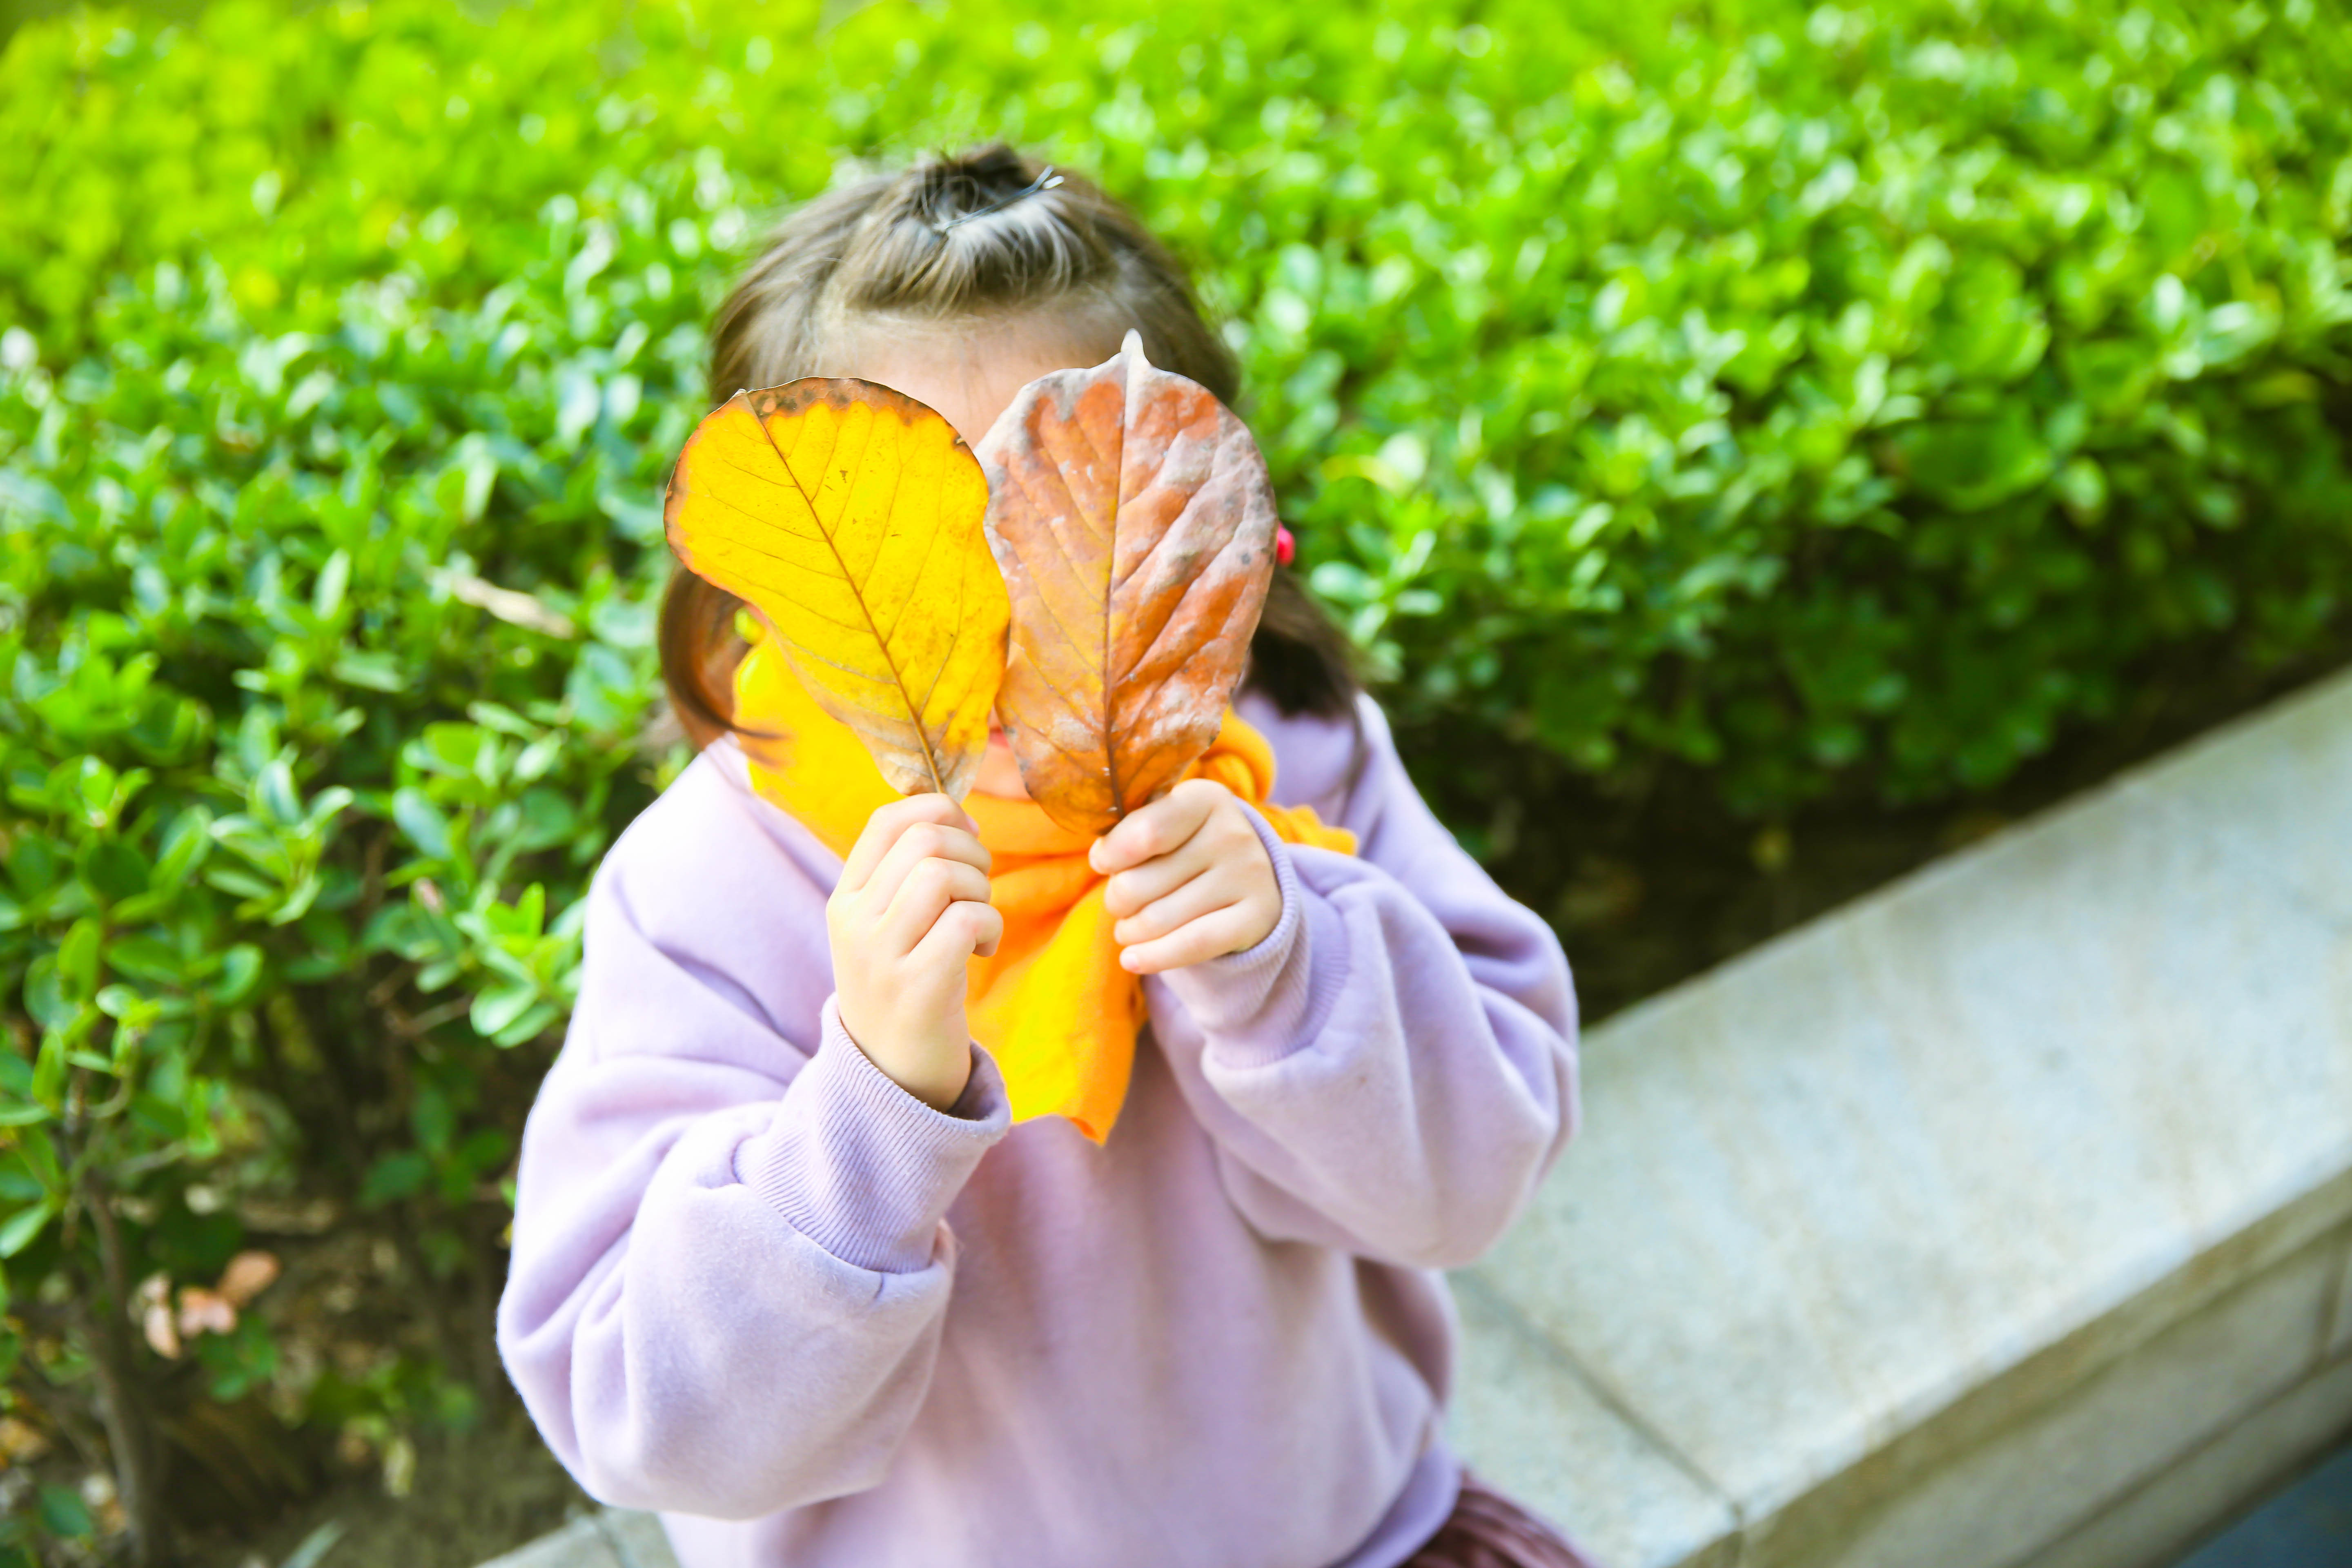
[{"left": 498, "top": 691, "right": 1580, "bottom": 1568}]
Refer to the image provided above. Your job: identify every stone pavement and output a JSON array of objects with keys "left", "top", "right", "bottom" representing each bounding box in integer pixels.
[{"left": 474, "top": 666, "right": 2352, "bottom": 1568}]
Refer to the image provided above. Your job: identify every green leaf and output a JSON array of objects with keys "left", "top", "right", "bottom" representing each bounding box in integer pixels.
[
  {"left": 1902, "top": 405, "right": 2056, "bottom": 512},
  {"left": 491, "top": 1002, "right": 559, "bottom": 1047},
  {"left": 23, "top": 957, "right": 69, "bottom": 1032},
  {"left": 107, "top": 935, "right": 185, "bottom": 986},
  {"left": 255, "top": 760, "right": 303, "bottom": 826},
  {"left": 314, "top": 548, "right": 352, "bottom": 619},
  {"left": 37, "top": 1483, "right": 93, "bottom": 1539},
  {"left": 282, "top": 1521, "right": 347, "bottom": 1568},
  {"left": 6, "top": 839, "right": 60, "bottom": 900},
  {"left": 332, "top": 650, "right": 407, "bottom": 691},
  {"left": 154, "top": 806, "right": 216, "bottom": 888},
  {"left": 470, "top": 981, "right": 539, "bottom": 1039},
  {"left": 0, "top": 1104, "right": 53, "bottom": 1129},
  {"left": 393, "top": 788, "right": 454, "bottom": 861},
  {"left": 57, "top": 916, "right": 101, "bottom": 996},
  {"left": 306, "top": 786, "right": 356, "bottom": 832},
  {"left": 359, "top": 1151, "right": 431, "bottom": 1208},
  {"left": 205, "top": 866, "right": 281, "bottom": 901},
  {"left": 0, "top": 1201, "right": 58, "bottom": 1259},
  {"left": 211, "top": 944, "right": 265, "bottom": 1007},
  {"left": 78, "top": 839, "right": 150, "bottom": 904}
]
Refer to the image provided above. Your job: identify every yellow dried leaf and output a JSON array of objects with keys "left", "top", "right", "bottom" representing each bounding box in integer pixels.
[{"left": 664, "top": 381, "right": 1009, "bottom": 798}]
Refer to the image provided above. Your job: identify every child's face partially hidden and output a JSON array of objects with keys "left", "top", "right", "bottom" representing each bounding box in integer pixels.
[{"left": 846, "top": 321, "right": 1118, "bottom": 802}]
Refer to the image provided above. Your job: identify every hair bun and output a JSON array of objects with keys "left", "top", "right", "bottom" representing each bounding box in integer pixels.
[
  {"left": 942, "top": 143, "right": 1030, "bottom": 183},
  {"left": 915, "top": 143, "right": 1050, "bottom": 234}
]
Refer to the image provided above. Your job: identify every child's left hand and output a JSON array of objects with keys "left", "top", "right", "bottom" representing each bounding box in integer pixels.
[{"left": 1091, "top": 779, "right": 1282, "bottom": 974}]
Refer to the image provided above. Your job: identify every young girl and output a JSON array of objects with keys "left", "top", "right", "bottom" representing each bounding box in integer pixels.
[{"left": 498, "top": 145, "right": 1587, "bottom": 1568}]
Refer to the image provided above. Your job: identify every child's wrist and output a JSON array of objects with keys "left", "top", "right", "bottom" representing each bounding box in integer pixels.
[{"left": 836, "top": 1007, "right": 974, "bottom": 1111}]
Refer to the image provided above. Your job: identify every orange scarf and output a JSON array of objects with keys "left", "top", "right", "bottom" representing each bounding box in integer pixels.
[{"left": 732, "top": 637, "right": 1355, "bottom": 1143}]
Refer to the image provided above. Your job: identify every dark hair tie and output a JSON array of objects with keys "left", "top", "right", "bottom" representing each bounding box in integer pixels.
[{"left": 930, "top": 167, "right": 1065, "bottom": 236}]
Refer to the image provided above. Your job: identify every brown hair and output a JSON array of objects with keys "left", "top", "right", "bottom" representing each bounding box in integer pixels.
[{"left": 659, "top": 143, "right": 1359, "bottom": 751}]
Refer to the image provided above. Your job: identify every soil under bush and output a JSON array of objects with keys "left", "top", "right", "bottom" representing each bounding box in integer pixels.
[{"left": 182, "top": 1412, "right": 586, "bottom": 1568}]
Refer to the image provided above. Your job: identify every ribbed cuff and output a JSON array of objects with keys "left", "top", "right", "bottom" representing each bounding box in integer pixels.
[
  {"left": 1157, "top": 806, "right": 1350, "bottom": 1067},
  {"left": 735, "top": 998, "right": 1010, "bottom": 1274}
]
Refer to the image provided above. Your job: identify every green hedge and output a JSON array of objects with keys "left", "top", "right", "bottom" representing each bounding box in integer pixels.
[
  {"left": 3, "top": 0, "right": 2351, "bottom": 1554},
  {"left": 9, "top": 0, "right": 2352, "bottom": 810}
]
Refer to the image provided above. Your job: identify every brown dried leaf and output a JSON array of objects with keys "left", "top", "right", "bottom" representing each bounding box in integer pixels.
[
  {"left": 175, "top": 1286, "right": 236, "bottom": 1339},
  {"left": 978, "top": 332, "right": 1279, "bottom": 835},
  {"left": 216, "top": 1249, "right": 281, "bottom": 1309},
  {"left": 142, "top": 1303, "right": 181, "bottom": 1361}
]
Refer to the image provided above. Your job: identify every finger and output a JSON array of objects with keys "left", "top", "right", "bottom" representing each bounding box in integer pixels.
[
  {"left": 1101, "top": 836, "right": 1212, "bottom": 918},
  {"left": 1090, "top": 779, "right": 1224, "bottom": 876},
  {"left": 861, "top": 818, "right": 991, "bottom": 914},
  {"left": 1118, "top": 904, "right": 1264, "bottom": 975},
  {"left": 839, "top": 794, "right": 977, "bottom": 893},
  {"left": 882, "top": 859, "right": 994, "bottom": 951},
  {"left": 911, "top": 898, "right": 1004, "bottom": 968},
  {"left": 1111, "top": 867, "right": 1235, "bottom": 947}
]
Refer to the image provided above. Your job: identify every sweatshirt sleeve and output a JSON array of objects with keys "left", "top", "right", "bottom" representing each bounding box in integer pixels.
[
  {"left": 496, "top": 767, "right": 1010, "bottom": 1519},
  {"left": 1145, "top": 695, "right": 1579, "bottom": 1271}
]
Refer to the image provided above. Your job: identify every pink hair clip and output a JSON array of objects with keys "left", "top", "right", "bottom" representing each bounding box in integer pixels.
[{"left": 1274, "top": 523, "right": 1296, "bottom": 567}]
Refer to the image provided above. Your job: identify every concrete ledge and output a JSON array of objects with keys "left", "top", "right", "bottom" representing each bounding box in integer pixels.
[
  {"left": 477, "top": 1509, "right": 672, "bottom": 1568},
  {"left": 1452, "top": 667, "right": 2352, "bottom": 1567}
]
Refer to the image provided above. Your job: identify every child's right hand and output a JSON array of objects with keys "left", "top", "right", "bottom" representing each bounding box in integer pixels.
[{"left": 827, "top": 795, "right": 1003, "bottom": 1112}]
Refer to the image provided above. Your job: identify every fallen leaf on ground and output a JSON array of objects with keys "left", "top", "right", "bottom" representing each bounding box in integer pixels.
[
  {"left": 0, "top": 1416, "right": 50, "bottom": 1466},
  {"left": 143, "top": 1305, "right": 179, "bottom": 1360},
  {"left": 176, "top": 1287, "right": 237, "bottom": 1338},
  {"left": 217, "top": 1249, "right": 281, "bottom": 1308},
  {"left": 136, "top": 1273, "right": 180, "bottom": 1359}
]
